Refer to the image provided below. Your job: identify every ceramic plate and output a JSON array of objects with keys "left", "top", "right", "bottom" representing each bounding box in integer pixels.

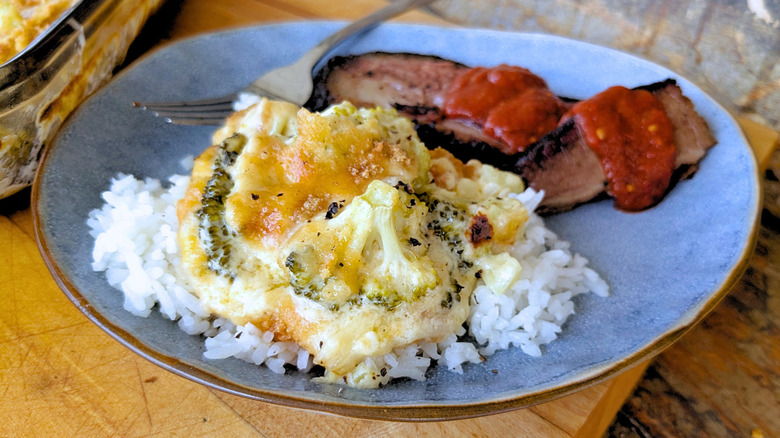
[{"left": 33, "top": 23, "right": 760, "bottom": 420}]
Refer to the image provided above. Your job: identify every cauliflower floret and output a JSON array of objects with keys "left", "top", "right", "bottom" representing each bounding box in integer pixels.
[
  {"left": 283, "top": 180, "right": 439, "bottom": 309},
  {"left": 359, "top": 181, "right": 441, "bottom": 305},
  {"left": 475, "top": 253, "right": 523, "bottom": 295}
]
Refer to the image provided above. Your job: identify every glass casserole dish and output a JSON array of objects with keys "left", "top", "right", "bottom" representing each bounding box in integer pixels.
[{"left": 0, "top": 0, "right": 164, "bottom": 198}]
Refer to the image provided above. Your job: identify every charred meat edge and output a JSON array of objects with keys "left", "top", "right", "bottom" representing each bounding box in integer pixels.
[
  {"left": 306, "top": 53, "right": 716, "bottom": 212},
  {"left": 516, "top": 79, "right": 716, "bottom": 213}
]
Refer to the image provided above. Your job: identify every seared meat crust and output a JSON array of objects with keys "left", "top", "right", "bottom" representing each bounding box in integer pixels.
[{"left": 308, "top": 54, "right": 716, "bottom": 212}]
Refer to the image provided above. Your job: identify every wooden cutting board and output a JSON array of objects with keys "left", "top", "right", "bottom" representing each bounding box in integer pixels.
[
  {"left": 0, "top": 0, "right": 777, "bottom": 436},
  {"left": 2, "top": 119, "right": 773, "bottom": 437}
]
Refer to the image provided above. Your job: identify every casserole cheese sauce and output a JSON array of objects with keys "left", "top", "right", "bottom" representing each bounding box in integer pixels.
[
  {"left": 226, "top": 107, "right": 423, "bottom": 248},
  {"left": 177, "top": 99, "right": 529, "bottom": 386}
]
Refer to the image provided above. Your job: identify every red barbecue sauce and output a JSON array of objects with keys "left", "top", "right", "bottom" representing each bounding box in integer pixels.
[
  {"left": 444, "top": 65, "right": 676, "bottom": 211},
  {"left": 442, "top": 65, "right": 564, "bottom": 154},
  {"left": 563, "top": 86, "right": 676, "bottom": 211}
]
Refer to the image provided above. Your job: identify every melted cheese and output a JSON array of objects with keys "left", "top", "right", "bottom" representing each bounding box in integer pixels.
[{"left": 177, "top": 99, "right": 529, "bottom": 386}]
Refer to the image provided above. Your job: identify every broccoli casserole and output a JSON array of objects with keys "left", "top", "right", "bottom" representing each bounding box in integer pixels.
[{"left": 177, "top": 99, "right": 530, "bottom": 384}]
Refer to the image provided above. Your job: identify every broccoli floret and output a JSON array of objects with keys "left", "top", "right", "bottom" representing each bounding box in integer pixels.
[
  {"left": 195, "top": 133, "right": 247, "bottom": 279},
  {"left": 285, "top": 247, "right": 328, "bottom": 302}
]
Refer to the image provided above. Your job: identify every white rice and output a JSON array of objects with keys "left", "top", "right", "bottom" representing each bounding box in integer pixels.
[{"left": 88, "top": 169, "right": 608, "bottom": 385}]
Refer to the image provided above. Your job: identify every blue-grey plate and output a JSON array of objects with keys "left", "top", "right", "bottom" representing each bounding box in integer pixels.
[{"left": 33, "top": 23, "right": 760, "bottom": 420}]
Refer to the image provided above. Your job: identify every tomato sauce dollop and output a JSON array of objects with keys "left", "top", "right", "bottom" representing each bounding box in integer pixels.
[
  {"left": 442, "top": 65, "right": 563, "bottom": 154},
  {"left": 563, "top": 86, "right": 676, "bottom": 211}
]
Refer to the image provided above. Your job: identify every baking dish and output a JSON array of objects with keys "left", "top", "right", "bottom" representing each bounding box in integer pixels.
[{"left": 0, "top": 0, "right": 164, "bottom": 198}]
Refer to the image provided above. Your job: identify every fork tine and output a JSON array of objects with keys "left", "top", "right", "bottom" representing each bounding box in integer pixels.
[
  {"left": 143, "top": 102, "right": 235, "bottom": 113},
  {"left": 151, "top": 109, "right": 233, "bottom": 119},
  {"left": 163, "top": 116, "right": 230, "bottom": 126},
  {"left": 133, "top": 93, "right": 237, "bottom": 111},
  {"left": 133, "top": 94, "right": 236, "bottom": 125}
]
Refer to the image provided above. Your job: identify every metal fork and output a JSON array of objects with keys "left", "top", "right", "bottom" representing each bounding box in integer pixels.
[{"left": 134, "top": 0, "right": 437, "bottom": 125}]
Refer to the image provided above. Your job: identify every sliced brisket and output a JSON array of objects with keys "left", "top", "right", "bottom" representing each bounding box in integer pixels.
[{"left": 306, "top": 53, "right": 717, "bottom": 213}]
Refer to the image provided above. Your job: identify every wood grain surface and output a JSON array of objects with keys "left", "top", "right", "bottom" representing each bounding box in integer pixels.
[{"left": 0, "top": 1, "right": 778, "bottom": 437}]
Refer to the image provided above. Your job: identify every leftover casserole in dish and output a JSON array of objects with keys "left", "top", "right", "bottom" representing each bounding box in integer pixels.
[{"left": 0, "top": 0, "right": 163, "bottom": 198}]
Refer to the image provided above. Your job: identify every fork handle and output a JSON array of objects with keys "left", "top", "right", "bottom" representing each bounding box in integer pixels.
[{"left": 298, "top": 0, "right": 438, "bottom": 71}]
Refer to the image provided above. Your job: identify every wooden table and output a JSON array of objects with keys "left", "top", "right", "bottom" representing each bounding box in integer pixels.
[{"left": 1, "top": 1, "right": 777, "bottom": 436}]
